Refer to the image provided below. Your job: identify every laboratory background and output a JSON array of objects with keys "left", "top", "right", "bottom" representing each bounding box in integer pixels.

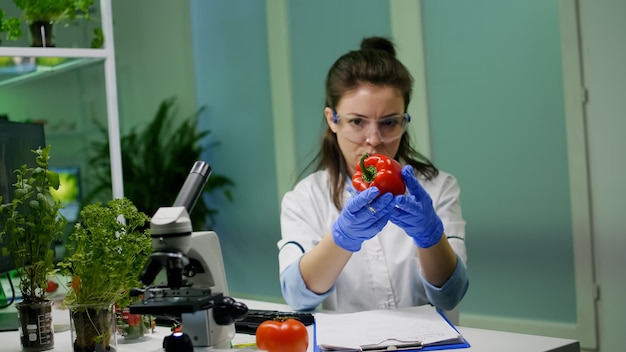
[{"left": 0, "top": 1, "right": 623, "bottom": 352}]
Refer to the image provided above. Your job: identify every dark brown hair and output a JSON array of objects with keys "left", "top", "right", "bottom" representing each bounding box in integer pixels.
[{"left": 305, "top": 36, "right": 438, "bottom": 210}]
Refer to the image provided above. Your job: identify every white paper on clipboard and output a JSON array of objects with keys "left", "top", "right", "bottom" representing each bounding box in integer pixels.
[{"left": 315, "top": 305, "right": 465, "bottom": 351}]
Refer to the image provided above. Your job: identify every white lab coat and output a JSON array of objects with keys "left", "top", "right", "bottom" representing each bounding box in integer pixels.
[{"left": 278, "top": 169, "right": 467, "bottom": 313}]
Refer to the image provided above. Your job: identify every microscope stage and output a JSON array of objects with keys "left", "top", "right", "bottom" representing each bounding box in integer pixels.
[{"left": 130, "top": 292, "right": 224, "bottom": 315}]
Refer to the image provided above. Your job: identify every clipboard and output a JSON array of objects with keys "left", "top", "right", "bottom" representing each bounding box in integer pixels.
[{"left": 313, "top": 306, "right": 470, "bottom": 352}]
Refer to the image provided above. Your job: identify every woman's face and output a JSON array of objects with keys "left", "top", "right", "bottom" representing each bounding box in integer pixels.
[{"left": 324, "top": 84, "right": 405, "bottom": 175}]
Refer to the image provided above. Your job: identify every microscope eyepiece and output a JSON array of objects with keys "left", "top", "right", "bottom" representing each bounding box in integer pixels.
[{"left": 173, "top": 160, "right": 212, "bottom": 215}]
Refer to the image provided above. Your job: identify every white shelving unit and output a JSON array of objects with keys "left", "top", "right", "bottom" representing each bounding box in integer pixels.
[
  {"left": 0, "top": 57, "right": 103, "bottom": 87},
  {"left": 0, "top": 0, "right": 123, "bottom": 200}
]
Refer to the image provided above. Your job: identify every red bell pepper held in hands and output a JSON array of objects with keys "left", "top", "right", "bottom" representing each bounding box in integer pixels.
[{"left": 352, "top": 153, "right": 405, "bottom": 196}]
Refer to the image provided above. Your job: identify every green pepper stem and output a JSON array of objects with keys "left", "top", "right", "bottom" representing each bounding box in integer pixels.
[{"left": 359, "top": 153, "right": 377, "bottom": 183}]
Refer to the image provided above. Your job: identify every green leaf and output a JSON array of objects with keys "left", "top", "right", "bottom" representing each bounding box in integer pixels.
[{"left": 46, "top": 169, "right": 60, "bottom": 189}]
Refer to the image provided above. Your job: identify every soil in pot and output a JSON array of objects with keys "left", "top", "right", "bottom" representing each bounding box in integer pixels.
[
  {"left": 69, "top": 304, "right": 117, "bottom": 352},
  {"left": 16, "top": 300, "right": 54, "bottom": 352},
  {"left": 28, "top": 21, "right": 55, "bottom": 47}
]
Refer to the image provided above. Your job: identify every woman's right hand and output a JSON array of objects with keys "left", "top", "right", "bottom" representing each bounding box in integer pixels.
[
  {"left": 390, "top": 165, "right": 444, "bottom": 249},
  {"left": 331, "top": 187, "right": 394, "bottom": 251}
]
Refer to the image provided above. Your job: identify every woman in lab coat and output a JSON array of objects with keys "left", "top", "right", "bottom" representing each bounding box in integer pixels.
[{"left": 278, "top": 37, "right": 468, "bottom": 313}]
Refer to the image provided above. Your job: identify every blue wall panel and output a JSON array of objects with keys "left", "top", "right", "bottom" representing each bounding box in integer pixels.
[
  {"left": 422, "top": 0, "right": 576, "bottom": 322},
  {"left": 190, "top": 0, "right": 280, "bottom": 299}
]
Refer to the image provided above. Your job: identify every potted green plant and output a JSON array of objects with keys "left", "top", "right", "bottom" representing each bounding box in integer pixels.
[
  {"left": 1, "top": 0, "right": 100, "bottom": 47},
  {"left": 0, "top": 145, "right": 67, "bottom": 352},
  {"left": 1, "top": 8, "right": 21, "bottom": 44},
  {"left": 86, "top": 96, "right": 235, "bottom": 230},
  {"left": 58, "top": 197, "right": 152, "bottom": 352}
]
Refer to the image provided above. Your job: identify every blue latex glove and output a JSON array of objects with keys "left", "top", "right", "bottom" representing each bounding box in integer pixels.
[
  {"left": 391, "top": 165, "right": 444, "bottom": 248},
  {"left": 332, "top": 187, "right": 394, "bottom": 252}
]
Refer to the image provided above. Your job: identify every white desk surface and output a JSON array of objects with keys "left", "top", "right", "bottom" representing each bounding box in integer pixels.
[{"left": 0, "top": 298, "right": 580, "bottom": 352}]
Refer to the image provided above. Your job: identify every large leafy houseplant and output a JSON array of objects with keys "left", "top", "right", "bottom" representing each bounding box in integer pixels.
[
  {"left": 0, "top": 145, "right": 66, "bottom": 351},
  {"left": 59, "top": 197, "right": 151, "bottom": 352},
  {"left": 86, "top": 96, "right": 234, "bottom": 230}
]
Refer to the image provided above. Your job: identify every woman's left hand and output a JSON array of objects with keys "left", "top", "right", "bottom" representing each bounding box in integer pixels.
[{"left": 390, "top": 165, "right": 444, "bottom": 248}]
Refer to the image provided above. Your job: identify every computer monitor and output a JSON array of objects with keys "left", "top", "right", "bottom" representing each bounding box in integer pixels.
[{"left": 0, "top": 121, "right": 47, "bottom": 274}]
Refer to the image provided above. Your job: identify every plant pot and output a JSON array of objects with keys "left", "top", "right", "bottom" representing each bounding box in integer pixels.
[
  {"left": 15, "top": 300, "right": 54, "bottom": 352},
  {"left": 68, "top": 303, "right": 117, "bottom": 352},
  {"left": 28, "top": 20, "right": 55, "bottom": 47}
]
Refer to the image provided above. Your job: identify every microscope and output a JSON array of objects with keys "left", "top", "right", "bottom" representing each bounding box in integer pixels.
[{"left": 129, "top": 161, "right": 247, "bottom": 350}]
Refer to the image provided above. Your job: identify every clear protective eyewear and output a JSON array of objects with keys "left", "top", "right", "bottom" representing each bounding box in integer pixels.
[{"left": 332, "top": 110, "right": 411, "bottom": 144}]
